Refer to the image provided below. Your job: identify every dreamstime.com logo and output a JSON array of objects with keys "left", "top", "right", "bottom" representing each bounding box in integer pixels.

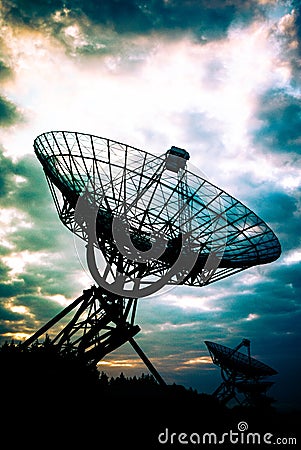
[{"left": 158, "top": 421, "right": 297, "bottom": 446}]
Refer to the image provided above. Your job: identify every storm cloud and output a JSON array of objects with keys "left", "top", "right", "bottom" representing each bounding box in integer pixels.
[
  {"left": 1, "top": 0, "right": 269, "bottom": 38},
  {"left": 254, "top": 89, "right": 301, "bottom": 155},
  {"left": 0, "top": 95, "right": 21, "bottom": 126}
]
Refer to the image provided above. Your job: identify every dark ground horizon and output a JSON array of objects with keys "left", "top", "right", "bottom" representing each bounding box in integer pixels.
[{"left": 1, "top": 340, "right": 300, "bottom": 449}]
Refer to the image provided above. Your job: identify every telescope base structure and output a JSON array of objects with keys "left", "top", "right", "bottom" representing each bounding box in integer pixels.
[
  {"left": 213, "top": 373, "right": 275, "bottom": 408},
  {"left": 22, "top": 286, "right": 166, "bottom": 387}
]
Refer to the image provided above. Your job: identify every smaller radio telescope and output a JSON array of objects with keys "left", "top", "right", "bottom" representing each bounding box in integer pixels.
[
  {"left": 22, "top": 131, "right": 281, "bottom": 385},
  {"left": 205, "top": 339, "right": 278, "bottom": 407}
]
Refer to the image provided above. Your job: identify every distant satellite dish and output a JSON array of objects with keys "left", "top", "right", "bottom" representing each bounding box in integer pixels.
[
  {"left": 205, "top": 339, "right": 277, "bottom": 407},
  {"left": 205, "top": 340, "right": 277, "bottom": 378}
]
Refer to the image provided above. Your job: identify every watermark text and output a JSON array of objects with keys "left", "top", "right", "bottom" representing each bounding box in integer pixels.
[{"left": 158, "top": 422, "right": 297, "bottom": 446}]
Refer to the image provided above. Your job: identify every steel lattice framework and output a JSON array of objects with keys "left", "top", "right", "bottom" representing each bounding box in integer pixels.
[
  {"left": 23, "top": 131, "right": 281, "bottom": 385},
  {"left": 34, "top": 131, "right": 281, "bottom": 289}
]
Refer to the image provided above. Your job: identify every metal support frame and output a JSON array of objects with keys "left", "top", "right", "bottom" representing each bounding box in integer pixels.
[
  {"left": 22, "top": 286, "right": 166, "bottom": 386},
  {"left": 29, "top": 131, "right": 281, "bottom": 398}
]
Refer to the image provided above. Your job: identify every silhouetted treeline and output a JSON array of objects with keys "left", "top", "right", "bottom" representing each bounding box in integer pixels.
[
  {"left": 0, "top": 337, "right": 169, "bottom": 398},
  {"left": 0, "top": 339, "right": 300, "bottom": 449}
]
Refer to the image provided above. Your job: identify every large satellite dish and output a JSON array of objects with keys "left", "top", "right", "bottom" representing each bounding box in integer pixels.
[
  {"left": 22, "top": 131, "right": 281, "bottom": 385},
  {"left": 205, "top": 339, "right": 278, "bottom": 407}
]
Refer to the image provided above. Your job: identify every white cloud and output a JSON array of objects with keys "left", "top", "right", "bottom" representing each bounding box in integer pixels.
[
  {"left": 0, "top": 208, "right": 32, "bottom": 249},
  {"left": 183, "top": 356, "right": 212, "bottom": 365},
  {"left": 158, "top": 321, "right": 199, "bottom": 331},
  {"left": 9, "top": 304, "right": 32, "bottom": 316},
  {"left": 0, "top": 18, "right": 288, "bottom": 165},
  {"left": 243, "top": 313, "right": 260, "bottom": 321},
  {"left": 1, "top": 15, "right": 298, "bottom": 215},
  {"left": 45, "top": 293, "right": 70, "bottom": 307},
  {"left": 2, "top": 250, "right": 48, "bottom": 276},
  {"left": 161, "top": 290, "right": 225, "bottom": 312},
  {"left": 282, "top": 249, "right": 301, "bottom": 265}
]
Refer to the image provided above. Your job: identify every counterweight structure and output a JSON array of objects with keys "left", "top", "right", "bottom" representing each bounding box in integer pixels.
[{"left": 23, "top": 131, "right": 281, "bottom": 384}]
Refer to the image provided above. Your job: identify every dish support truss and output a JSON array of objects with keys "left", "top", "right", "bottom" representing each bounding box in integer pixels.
[
  {"left": 22, "top": 285, "right": 166, "bottom": 386},
  {"left": 23, "top": 131, "right": 281, "bottom": 388}
]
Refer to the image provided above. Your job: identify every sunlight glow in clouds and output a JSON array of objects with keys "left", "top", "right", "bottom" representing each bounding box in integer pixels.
[
  {"left": 45, "top": 294, "right": 70, "bottom": 308},
  {"left": 1, "top": 11, "right": 299, "bottom": 204},
  {"left": 98, "top": 358, "right": 145, "bottom": 369},
  {"left": 163, "top": 291, "right": 225, "bottom": 312},
  {"left": 2, "top": 250, "right": 48, "bottom": 276},
  {"left": 0, "top": 208, "right": 31, "bottom": 234},
  {"left": 183, "top": 356, "right": 212, "bottom": 365},
  {"left": 0, "top": 18, "right": 289, "bottom": 166},
  {"left": 10, "top": 304, "right": 31, "bottom": 315}
]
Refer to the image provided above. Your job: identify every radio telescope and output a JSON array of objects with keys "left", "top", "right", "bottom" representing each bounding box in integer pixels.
[
  {"left": 23, "top": 131, "right": 281, "bottom": 385},
  {"left": 205, "top": 339, "right": 278, "bottom": 407}
]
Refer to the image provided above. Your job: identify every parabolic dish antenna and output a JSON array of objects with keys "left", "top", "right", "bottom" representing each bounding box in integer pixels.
[
  {"left": 205, "top": 339, "right": 278, "bottom": 407},
  {"left": 22, "top": 131, "right": 281, "bottom": 385}
]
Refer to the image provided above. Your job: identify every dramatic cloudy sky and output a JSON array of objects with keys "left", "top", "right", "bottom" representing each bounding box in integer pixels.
[{"left": 0, "top": 0, "right": 300, "bottom": 411}]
